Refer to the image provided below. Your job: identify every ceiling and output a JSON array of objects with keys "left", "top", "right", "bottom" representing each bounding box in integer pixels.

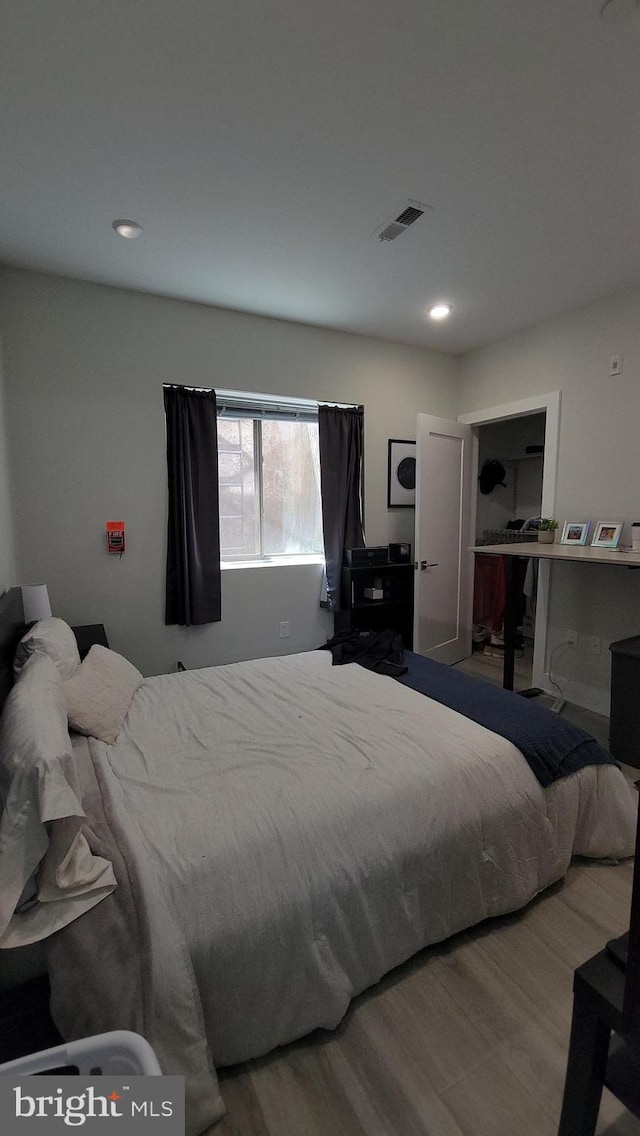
[{"left": 2, "top": 0, "right": 640, "bottom": 354}]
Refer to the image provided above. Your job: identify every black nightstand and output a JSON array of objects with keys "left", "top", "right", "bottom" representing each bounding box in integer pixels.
[
  {"left": 0, "top": 976, "right": 62, "bottom": 1063},
  {"left": 72, "top": 624, "right": 109, "bottom": 660}
]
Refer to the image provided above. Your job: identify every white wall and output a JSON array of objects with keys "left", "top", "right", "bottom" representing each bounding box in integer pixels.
[
  {"left": 0, "top": 332, "right": 18, "bottom": 591},
  {"left": 459, "top": 285, "right": 640, "bottom": 715},
  {"left": 5, "top": 266, "right": 640, "bottom": 714},
  {"left": 0, "top": 268, "right": 458, "bottom": 676},
  {"left": 514, "top": 458, "right": 544, "bottom": 525}
]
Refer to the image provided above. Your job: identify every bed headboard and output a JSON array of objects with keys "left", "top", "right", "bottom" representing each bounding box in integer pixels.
[{"left": 0, "top": 587, "right": 26, "bottom": 713}]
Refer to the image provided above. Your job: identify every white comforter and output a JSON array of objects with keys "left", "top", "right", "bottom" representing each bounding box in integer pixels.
[{"left": 96, "top": 650, "right": 635, "bottom": 1068}]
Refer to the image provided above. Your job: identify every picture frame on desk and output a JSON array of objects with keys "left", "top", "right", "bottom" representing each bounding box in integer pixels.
[
  {"left": 591, "top": 522, "right": 622, "bottom": 549},
  {"left": 560, "top": 521, "right": 590, "bottom": 546}
]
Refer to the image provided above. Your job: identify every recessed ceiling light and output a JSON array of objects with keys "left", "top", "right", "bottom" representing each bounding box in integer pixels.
[
  {"left": 112, "top": 219, "right": 143, "bottom": 239},
  {"left": 428, "top": 303, "right": 452, "bottom": 320}
]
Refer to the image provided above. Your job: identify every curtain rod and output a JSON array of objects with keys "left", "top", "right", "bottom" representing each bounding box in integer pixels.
[
  {"left": 163, "top": 384, "right": 215, "bottom": 394},
  {"left": 163, "top": 384, "right": 360, "bottom": 411}
]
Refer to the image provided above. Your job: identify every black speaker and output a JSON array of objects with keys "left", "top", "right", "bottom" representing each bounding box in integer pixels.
[
  {"left": 344, "top": 547, "right": 389, "bottom": 567},
  {"left": 388, "top": 542, "right": 411, "bottom": 564}
]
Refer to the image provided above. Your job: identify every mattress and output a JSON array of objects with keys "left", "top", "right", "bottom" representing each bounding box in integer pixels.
[{"left": 46, "top": 650, "right": 636, "bottom": 1134}]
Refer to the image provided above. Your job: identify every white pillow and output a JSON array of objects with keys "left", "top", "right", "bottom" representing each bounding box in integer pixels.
[
  {"left": 0, "top": 652, "right": 74, "bottom": 922},
  {"left": 64, "top": 644, "right": 143, "bottom": 744},
  {"left": 1, "top": 651, "right": 73, "bottom": 790},
  {"left": 14, "top": 616, "right": 81, "bottom": 680},
  {"left": 0, "top": 651, "right": 116, "bottom": 948}
]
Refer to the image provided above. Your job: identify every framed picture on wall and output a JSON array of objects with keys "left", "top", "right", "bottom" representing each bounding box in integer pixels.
[
  {"left": 560, "top": 521, "right": 590, "bottom": 546},
  {"left": 387, "top": 439, "right": 416, "bottom": 508}
]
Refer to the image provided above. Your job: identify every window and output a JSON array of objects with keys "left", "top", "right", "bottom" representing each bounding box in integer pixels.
[{"left": 217, "top": 394, "right": 323, "bottom": 562}]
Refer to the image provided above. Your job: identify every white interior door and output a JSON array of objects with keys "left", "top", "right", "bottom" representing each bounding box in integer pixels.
[{"left": 414, "top": 414, "right": 474, "bottom": 664}]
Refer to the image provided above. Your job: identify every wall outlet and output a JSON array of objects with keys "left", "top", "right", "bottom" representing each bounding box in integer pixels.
[
  {"left": 279, "top": 620, "right": 290, "bottom": 638},
  {"left": 566, "top": 629, "right": 578, "bottom": 647},
  {"left": 588, "top": 635, "right": 601, "bottom": 656},
  {"left": 610, "top": 354, "right": 623, "bottom": 376}
]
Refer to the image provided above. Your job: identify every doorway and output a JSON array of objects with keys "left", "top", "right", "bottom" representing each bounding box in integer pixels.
[
  {"left": 458, "top": 391, "right": 561, "bottom": 693},
  {"left": 467, "top": 413, "right": 546, "bottom": 688}
]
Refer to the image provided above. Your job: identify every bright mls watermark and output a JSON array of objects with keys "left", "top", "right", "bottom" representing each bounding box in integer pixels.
[{"left": 0, "top": 1076, "right": 185, "bottom": 1134}]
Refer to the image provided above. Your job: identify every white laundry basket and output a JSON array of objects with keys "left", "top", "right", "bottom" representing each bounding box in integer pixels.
[{"left": 0, "top": 1030, "right": 162, "bottom": 1076}]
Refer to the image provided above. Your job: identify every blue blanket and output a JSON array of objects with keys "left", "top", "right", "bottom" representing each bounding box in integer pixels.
[{"left": 396, "top": 651, "right": 616, "bottom": 788}]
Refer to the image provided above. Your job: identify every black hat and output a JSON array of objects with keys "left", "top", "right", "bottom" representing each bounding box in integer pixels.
[{"left": 479, "top": 459, "right": 507, "bottom": 495}]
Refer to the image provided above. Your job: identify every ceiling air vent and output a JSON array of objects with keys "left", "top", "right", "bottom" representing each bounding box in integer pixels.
[
  {"left": 394, "top": 206, "right": 424, "bottom": 227},
  {"left": 375, "top": 200, "right": 431, "bottom": 242}
]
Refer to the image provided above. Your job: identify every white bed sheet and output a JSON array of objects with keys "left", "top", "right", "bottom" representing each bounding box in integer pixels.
[{"left": 97, "top": 650, "right": 636, "bottom": 1068}]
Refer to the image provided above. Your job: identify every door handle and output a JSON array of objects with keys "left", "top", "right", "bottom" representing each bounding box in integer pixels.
[{"left": 420, "top": 561, "right": 439, "bottom": 570}]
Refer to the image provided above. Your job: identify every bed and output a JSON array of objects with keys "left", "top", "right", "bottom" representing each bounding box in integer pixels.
[{"left": 0, "top": 600, "right": 636, "bottom": 1135}]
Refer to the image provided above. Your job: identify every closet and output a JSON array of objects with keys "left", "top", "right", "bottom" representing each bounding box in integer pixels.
[{"left": 473, "top": 413, "right": 546, "bottom": 680}]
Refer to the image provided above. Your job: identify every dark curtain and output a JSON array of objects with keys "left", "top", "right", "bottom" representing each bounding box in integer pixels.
[
  {"left": 164, "top": 385, "right": 221, "bottom": 626},
  {"left": 318, "top": 405, "right": 365, "bottom": 612}
]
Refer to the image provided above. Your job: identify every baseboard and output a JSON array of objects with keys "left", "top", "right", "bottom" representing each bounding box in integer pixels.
[{"left": 542, "top": 673, "right": 609, "bottom": 718}]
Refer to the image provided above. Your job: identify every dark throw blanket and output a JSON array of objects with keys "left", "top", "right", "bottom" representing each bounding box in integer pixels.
[
  {"left": 321, "top": 629, "right": 408, "bottom": 676},
  {"left": 320, "top": 631, "right": 615, "bottom": 787},
  {"left": 398, "top": 650, "right": 616, "bottom": 788}
]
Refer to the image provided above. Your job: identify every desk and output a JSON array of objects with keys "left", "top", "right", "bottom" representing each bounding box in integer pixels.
[{"left": 471, "top": 542, "right": 640, "bottom": 691}]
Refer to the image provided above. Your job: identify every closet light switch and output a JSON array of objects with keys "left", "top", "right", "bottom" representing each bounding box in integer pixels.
[{"left": 610, "top": 355, "right": 623, "bottom": 376}]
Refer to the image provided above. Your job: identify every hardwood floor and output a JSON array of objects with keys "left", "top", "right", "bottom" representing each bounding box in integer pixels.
[
  {"left": 214, "top": 857, "right": 639, "bottom": 1136},
  {"left": 456, "top": 640, "right": 536, "bottom": 694},
  {"left": 212, "top": 663, "right": 638, "bottom": 1136},
  {"left": 456, "top": 646, "right": 614, "bottom": 749}
]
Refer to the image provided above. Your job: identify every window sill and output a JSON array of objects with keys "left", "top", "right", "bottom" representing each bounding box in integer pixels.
[{"left": 221, "top": 555, "right": 325, "bottom": 571}]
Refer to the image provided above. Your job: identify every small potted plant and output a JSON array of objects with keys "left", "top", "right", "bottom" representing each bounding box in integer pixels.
[{"left": 538, "top": 518, "right": 559, "bottom": 544}]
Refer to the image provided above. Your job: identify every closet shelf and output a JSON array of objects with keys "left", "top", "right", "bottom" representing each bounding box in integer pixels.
[{"left": 476, "top": 529, "right": 538, "bottom": 547}]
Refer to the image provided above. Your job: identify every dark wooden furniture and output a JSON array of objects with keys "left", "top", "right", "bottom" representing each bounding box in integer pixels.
[
  {"left": 558, "top": 789, "right": 640, "bottom": 1135},
  {"left": 0, "top": 976, "right": 62, "bottom": 1064},
  {"left": 0, "top": 588, "right": 25, "bottom": 711},
  {"left": 71, "top": 623, "right": 109, "bottom": 660},
  {"left": 609, "top": 635, "right": 640, "bottom": 771},
  {"left": 337, "top": 560, "right": 414, "bottom": 649}
]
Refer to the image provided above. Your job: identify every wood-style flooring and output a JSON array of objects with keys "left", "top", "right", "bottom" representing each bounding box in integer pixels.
[
  {"left": 215, "top": 858, "right": 638, "bottom": 1135},
  {"left": 456, "top": 645, "right": 614, "bottom": 749},
  {"left": 213, "top": 662, "right": 638, "bottom": 1135},
  {"left": 456, "top": 640, "right": 537, "bottom": 695}
]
